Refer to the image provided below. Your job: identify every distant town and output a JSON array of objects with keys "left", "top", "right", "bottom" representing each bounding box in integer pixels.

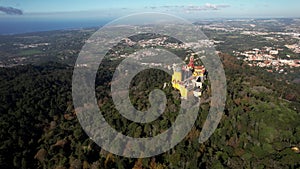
[
  {"left": 0, "top": 18, "right": 299, "bottom": 79},
  {"left": 234, "top": 46, "right": 300, "bottom": 73}
]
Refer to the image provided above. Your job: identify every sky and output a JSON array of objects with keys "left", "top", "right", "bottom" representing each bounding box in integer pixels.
[{"left": 0, "top": 0, "right": 300, "bottom": 20}]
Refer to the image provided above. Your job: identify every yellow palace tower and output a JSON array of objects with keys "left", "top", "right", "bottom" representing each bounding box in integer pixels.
[{"left": 171, "top": 56, "right": 206, "bottom": 99}]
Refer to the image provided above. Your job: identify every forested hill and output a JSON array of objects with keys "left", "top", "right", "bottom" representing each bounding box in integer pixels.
[{"left": 0, "top": 54, "right": 299, "bottom": 168}]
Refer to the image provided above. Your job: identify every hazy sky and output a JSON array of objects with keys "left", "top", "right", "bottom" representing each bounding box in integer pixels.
[{"left": 0, "top": 0, "right": 300, "bottom": 20}]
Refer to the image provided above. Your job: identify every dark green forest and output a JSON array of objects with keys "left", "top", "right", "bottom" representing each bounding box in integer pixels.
[{"left": 0, "top": 51, "right": 299, "bottom": 169}]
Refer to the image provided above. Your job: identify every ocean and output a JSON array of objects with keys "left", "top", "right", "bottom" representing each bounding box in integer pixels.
[{"left": 0, "top": 19, "right": 111, "bottom": 35}]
